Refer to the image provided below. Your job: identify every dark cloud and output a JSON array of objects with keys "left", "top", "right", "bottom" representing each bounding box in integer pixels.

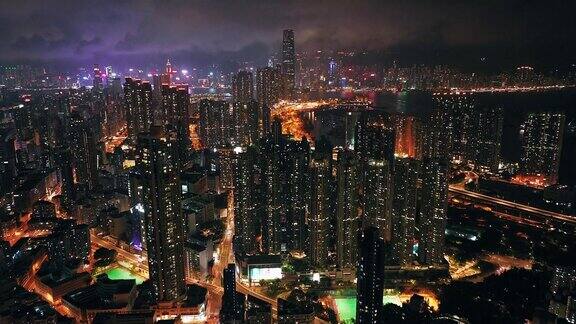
[{"left": 0, "top": 0, "right": 574, "bottom": 68}]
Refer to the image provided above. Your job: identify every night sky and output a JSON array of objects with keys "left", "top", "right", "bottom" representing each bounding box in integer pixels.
[{"left": 0, "top": 0, "right": 574, "bottom": 69}]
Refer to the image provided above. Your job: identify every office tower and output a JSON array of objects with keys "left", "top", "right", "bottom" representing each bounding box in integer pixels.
[
  {"left": 392, "top": 157, "right": 419, "bottom": 266},
  {"left": 234, "top": 147, "right": 258, "bottom": 255},
  {"left": 256, "top": 66, "right": 281, "bottom": 107},
  {"left": 93, "top": 64, "right": 103, "bottom": 91},
  {"left": 233, "top": 100, "right": 260, "bottom": 146},
  {"left": 356, "top": 227, "right": 385, "bottom": 324},
  {"left": 335, "top": 149, "right": 360, "bottom": 269},
  {"left": 232, "top": 71, "right": 254, "bottom": 103},
  {"left": 309, "top": 155, "right": 332, "bottom": 267},
  {"left": 198, "top": 99, "right": 232, "bottom": 148},
  {"left": 419, "top": 158, "right": 448, "bottom": 265},
  {"left": 521, "top": 112, "right": 565, "bottom": 185},
  {"left": 363, "top": 159, "right": 393, "bottom": 241},
  {"left": 124, "top": 78, "right": 153, "bottom": 144},
  {"left": 165, "top": 59, "right": 174, "bottom": 85},
  {"left": 67, "top": 111, "right": 98, "bottom": 190},
  {"left": 0, "top": 126, "right": 16, "bottom": 195},
  {"left": 281, "top": 29, "right": 296, "bottom": 99},
  {"left": 136, "top": 126, "right": 186, "bottom": 302},
  {"left": 220, "top": 263, "right": 245, "bottom": 323}
]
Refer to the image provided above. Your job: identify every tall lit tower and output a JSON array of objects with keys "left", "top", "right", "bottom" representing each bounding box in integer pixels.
[
  {"left": 521, "top": 112, "right": 565, "bottom": 185},
  {"left": 309, "top": 155, "right": 332, "bottom": 267},
  {"left": 234, "top": 147, "right": 258, "bottom": 255},
  {"left": 419, "top": 158, "right": 448, "bottom": 265},
  {"left": 220, "top": 263, "right": 245, "bottom": 322},
  {"left": 256, "top": 66, "right": 281, "bottom": 107},
  {"left": 391, "top": 157, "right": 419, "bottom": 266},
  {"left": 93, "top": 64, "right": 103, "bottom": 91},
  {"left": 136, "top": 126, "right": 186, "bottom": 302},
  {"left": 161, "top": 84, "right": 190, "bottom": 165},
  {"left": 165, "top": 59, "right": 175, "bottom": 85},
  {"left": 67, "top": 111, "right": 98, "bottom": 190},
  {"left": 124, "top": 78, "right": 153, "bottom": 144},
  {"left": 232, "top": 71, "right": 254, "bottom": 103},
  {"left": 335, "top": 149, "right": 360, "bottom": 269},
  {"left": 356, "top": 226, "right": 385, "bottom": 324},
  {"left": 281, "top": 29, "right": 295, "bottom": 99},
  {"left": 363, "top": 159, "right": 393, "bottom": 241}
]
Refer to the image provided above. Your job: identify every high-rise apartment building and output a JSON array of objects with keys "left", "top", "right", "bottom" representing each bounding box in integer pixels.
[
  {"left": 335, "top": 149, "right": 360, "bottom": 269},
  {"left": 232, "top": 71, "right": 254, "bottom": 104},
  {"left": 124, "top": 78, "right": 153, "bottom": 144},
  {"left": 356, "top": 226, "right": 385, "bottom": 324},
  {"left": 363, "top": 159, "right": 393, "bottom": 241},
  {"left": 136, "top": 126, "right": 186, "bottom": 301},
  {"left": 521, "top": 112, "right": 565, "bottom": 185},
  {"left": 309, "top": 155, "right": 332, "bottom": 267},
  {"left": 419, "top": 158, "right": 448, "bottom": 265},
  {"left": 392, "top": 157, "right": 419, "bottom": 266}
]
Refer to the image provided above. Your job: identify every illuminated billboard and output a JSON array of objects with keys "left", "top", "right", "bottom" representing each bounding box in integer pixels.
[{"left": 249, "top": 267, "right": 282, "bottom": 282}]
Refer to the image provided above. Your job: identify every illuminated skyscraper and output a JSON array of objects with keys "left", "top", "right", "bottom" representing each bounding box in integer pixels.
[
  {"left": 232, "top": 71, "right": 254, "bottom": 104},
  {"left": 220, "top": 263, "right": 245, "bottom": 322},
  {"left": 427, "top": 94, "right": 474, "bottom": 162},
  {"left": 355, "top": 115, "right": 396, "bottom": 165},
  {"left": 161, "top": 84, "right": 190, "bottom": 165},
  {"left": 391, "top": 157, "right": 419, "bottom": 266},
  {"left": 470, "top": 106, "right": 503, "bottom": 173},
  {"left": 419, "top": 158, "right": 448, "bottom": 265},
  {"left": 256, "top": 66, "right": 281, "bottom": 107},
  {"left": 233, "top": 100, "right": 260, "bottom": 146},
  {"left": 259, "top": 134, "right": 310, "bottom": 254},
  {"left": 136, "top": 126, "right": 186, "bottom": 301},
  {"left": 288, "top": 138, "right": 310, "bottom": 252},
  {"left": 309, "top": 155, "right": 333, "bottom": 267},
  {"left": 217, "top": 146, "right": 237, "bottom": 190},
  {"left": 67, "top": 111, "right": 98, "bottom": 190},
  {"left": 0, "top": 127, "right": 16, "bottom": 196},
  {"left": 198, "top": 99, "right": 232, "bottom": 148},
  {"left": 521, "top": 112, "right": 565, "bottom": 184},
  {"left": 124, "top": 78, "right": 153, "bottom": 143},
  {"left": 234, "top": 147, "right": 259, "bottom": 255},
  {"left": 335, "top": 149, "right": 360, "bottom": 269},
  {"left": 281, "top": 29, "right": 295, "bottom": 99},
  {"left": 93, "top": 64, "right": 103, "bottom": 91},
  {"left": 356, "top": 226, "right": 385, "bottom": 324},
  {"left": 363, "top": 159, "right": 393, "bottom": 241},
  {"left": 261, "top": 140, "right": 286, "bottom": 255}
]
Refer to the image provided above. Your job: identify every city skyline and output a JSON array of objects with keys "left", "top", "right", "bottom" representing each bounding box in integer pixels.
[{"left": 0, "top": 3, "right": 575, "bottom": 324}]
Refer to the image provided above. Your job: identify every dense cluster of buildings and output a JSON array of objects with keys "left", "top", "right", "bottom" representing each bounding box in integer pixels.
[{"left": 0, "top": 26, "right": 574, "bottom": 324}]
